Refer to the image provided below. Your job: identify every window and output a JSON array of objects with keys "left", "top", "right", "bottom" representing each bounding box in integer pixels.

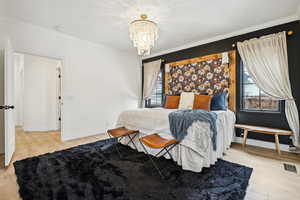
[
  {"left": 145, "top": 70, "right": 163, "bottom": 107},
  {"left": 241, "top": 64, "right": 280, "bottom": 112}
]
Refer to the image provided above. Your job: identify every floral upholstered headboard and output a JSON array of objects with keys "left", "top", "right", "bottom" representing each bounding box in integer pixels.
[{"left": 165, "top": 50, "right": 236, "bottom": 111}]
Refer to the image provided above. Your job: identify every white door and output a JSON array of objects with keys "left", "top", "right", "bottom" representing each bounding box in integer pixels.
[{"left": 4, "top": 39, "right": 15, "bottom": 166}]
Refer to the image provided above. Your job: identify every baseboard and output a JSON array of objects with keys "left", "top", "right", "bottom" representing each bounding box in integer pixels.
[
  {"left": 23, "top": 128, "right": 59, "bottom": 132},
  {"left": 233, "top": 136, "right": 291, "bottom": 152},
  {"left": 61, "top": 130, "right": 106, "bottom": 142}
]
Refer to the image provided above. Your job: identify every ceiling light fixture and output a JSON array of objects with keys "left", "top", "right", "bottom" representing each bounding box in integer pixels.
[{"left": 129, "top": 14, "right": 158, "bottom": 56}]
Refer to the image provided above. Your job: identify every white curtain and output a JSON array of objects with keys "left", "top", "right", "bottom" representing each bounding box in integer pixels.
[
  {"left": 143, "top": 59, "right": 162, "bottom": 100},
  {"left": 237, "top": 31, "right": 300, "bottom": 147}
]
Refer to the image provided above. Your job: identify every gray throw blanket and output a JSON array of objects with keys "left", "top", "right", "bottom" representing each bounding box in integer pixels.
[{"left": 169, "top": 109, "right": 218, "bottom": 150}]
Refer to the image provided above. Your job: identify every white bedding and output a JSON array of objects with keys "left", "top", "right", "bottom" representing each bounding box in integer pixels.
[{"left": 116, "top": 108, "right": 236, "bottom": 172}]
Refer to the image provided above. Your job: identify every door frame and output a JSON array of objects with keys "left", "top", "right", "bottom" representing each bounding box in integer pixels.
[{"left": 15, "top": 51, "right": 66, "bottom": 140}]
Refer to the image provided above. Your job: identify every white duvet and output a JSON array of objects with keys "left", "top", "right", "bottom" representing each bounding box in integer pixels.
[{"left": 116, "top": 108, "right": 236, "bottom": 172}]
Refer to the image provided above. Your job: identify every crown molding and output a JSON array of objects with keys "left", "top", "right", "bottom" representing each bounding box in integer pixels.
[{"left": 144, "top": 15, "right": 299, "bottom": 60}]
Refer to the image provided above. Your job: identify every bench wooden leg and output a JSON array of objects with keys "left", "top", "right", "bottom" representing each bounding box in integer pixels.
[
  {"left": 243, "top": 129, "right": 248, "bottom": 149},
  {"left": 274, "top": 134, "right": 281, "bottom": 156}
]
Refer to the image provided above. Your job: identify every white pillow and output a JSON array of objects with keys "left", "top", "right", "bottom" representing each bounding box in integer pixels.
[{"left": 178, "top": 92, "right": 195, "bottom": 109}]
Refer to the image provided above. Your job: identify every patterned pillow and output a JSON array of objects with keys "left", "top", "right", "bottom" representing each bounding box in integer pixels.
[{"left": 193, "top": 95, "right": 212, "bottom": 111}]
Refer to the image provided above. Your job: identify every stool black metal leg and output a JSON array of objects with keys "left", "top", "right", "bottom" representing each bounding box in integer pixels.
[
  {"left": 106, "top": 132, "right": 122, "bottom": 158},
  {"left": 139, "top": 139, "right": 180, "bottom": 179},
  {"left": 118, "top": 136, "right": 124, "bottom": 142},
  {"left": 114, "top": 143, "right": 123, "bottom": 158},
  {"left": 162, "top": 142, "right": 178, "bottom": 161},
  {"left": 155, "top": 142, "right": 178, "bottom": 160},
  {"left": 154, "top": 147, "right": 166, "bottom": 157},
  {"left": 126, "top": 133, "right": 139, "bottom": 150},
  {"left": 140, "top": 141, "right": 165, "bottom": 179}
]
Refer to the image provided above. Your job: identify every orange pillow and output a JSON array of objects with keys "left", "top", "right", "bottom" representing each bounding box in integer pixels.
[
  {"left": 164, "top": 96, "right": 180, "bottom": 109},
  {"left": 193, "top": 95, "right": 212, "bottom": 111}
]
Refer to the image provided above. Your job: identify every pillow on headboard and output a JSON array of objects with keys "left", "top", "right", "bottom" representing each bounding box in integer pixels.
[
  {"left": 193, "top": 95, "right": 212, "bottom": 111},
  {"left": 211, "top": 92, "right": 228, "bottom": 110},
  {"left": 178, "top": 92, "right": 195, "bottom": 109},
  {"left": 164, "top": 95, "right": 180, "bottom": 109}
]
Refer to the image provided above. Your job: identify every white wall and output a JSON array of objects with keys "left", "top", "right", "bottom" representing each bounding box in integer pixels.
[
  {"left": 23, "top": 54, "right": 60, "bottom": 131},
  {"left": 14, "top": 53, "right": 24, "bottom": 127},
  {"left": 0, "top": 17, "right": 140, "bottom": 141},
  {"left": 0, "top": 0, "right": 5, "bottom": 18}
]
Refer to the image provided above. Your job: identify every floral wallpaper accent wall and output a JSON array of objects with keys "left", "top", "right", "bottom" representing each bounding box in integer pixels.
[{"left": 167, "top": 58, "right": 230, "bottom": 95}]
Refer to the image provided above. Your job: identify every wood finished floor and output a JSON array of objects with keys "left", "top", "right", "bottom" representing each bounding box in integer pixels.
[{"left": 0, "top": 128, "right": 300, "bottom": 200}]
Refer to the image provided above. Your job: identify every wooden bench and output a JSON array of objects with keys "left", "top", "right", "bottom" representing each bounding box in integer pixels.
[{"left": 234, "top": 124, "right": 292, "bottom": 155}]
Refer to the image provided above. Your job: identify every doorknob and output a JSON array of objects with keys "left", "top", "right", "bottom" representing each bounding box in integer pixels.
[
  {"left": 7, "top": 105, "right": 14, "bottom": 109},
  {"left": 0, "top": 105, "right": 15, "bottom": 110}
]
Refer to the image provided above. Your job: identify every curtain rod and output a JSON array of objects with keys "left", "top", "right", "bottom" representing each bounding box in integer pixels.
[
  {"left": 231, "top": 30, "right": 294, "bottom": 48},
  {"left": 143, "top": 59, "right": 165, "bottom": 63}
]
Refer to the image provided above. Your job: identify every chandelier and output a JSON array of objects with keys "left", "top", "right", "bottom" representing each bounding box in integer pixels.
[{"left": 129, "top": 14, "right": 158, "bottom": 56}]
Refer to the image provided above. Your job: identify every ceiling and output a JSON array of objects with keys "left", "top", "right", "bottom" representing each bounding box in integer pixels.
[{"left": 4, "top": 0, "right": 300, "bottom": 54}]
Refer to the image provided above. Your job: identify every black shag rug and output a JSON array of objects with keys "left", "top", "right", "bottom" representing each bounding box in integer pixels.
[{"left": 14, "top": 139, "right": 252, "bottom": 200}]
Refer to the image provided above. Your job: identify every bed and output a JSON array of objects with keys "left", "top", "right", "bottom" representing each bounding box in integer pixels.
[
  {"left": 116, "top": 51, "right": 237, "bottom": 172},
  {"left": 116, "top": 108, "right": 236, "bottom": 172}
]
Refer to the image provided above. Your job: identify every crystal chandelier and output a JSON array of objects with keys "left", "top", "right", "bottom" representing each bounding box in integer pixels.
[{"left": 129, "top": 14, "right": 158, "bottom": 56}]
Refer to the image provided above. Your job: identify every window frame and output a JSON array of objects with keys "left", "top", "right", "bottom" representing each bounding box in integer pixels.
[
  {"left": 144, "top": 64, "right": 165, "bottom": 108},
  {"left": 240, "top": 61, "right": 282, "bottom": 114}
]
